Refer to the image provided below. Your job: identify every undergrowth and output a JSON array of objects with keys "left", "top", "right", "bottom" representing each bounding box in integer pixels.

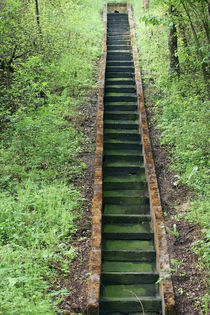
[
  {"left": 0, "top": 0, "right": 103, "bottom": 313},
  {"left": 130, "top": 0, "right": 209, "bottom": 312}
]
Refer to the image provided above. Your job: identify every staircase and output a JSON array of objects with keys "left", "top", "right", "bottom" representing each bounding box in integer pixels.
[{"left": 99, "top": 12, "right": 162, "bottom": 315}]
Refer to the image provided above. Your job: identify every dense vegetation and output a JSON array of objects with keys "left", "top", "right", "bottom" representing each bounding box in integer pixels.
[
  {"left": 0, "top": 0, "right": 102, "bottom": 313},
  {"left": 130, "top": 0, "right": 209, "bottom": 312}
]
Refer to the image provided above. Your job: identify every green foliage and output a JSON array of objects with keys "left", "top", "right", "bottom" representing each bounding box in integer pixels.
[
  {"left": 0, "top": 0, "right": 103, "bottom": 312},
  {"left": 0, "top": 182, "right": 81, "bottom": 314},
  {"left": 131, "top": 0, "right": 209, "bottom": 312}
]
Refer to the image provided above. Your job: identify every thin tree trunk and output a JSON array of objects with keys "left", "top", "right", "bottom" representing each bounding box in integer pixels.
[
  {"left": 182, "top": 2, "right": 209, "bottom": 82},
  {"left": 35, "top": 0, "right": 41, "bottom": 34},
  {"left": 168, "top": 5, "right": 180, "bottom": 75},
  {"left": 143, "top": 0, "right": 149, "bottom": 10}
]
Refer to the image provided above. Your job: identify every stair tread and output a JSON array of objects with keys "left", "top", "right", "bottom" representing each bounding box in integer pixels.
[
  {"left": 101, "top": 284, "right": 160, "bottom": 298},
  {"left": 104, "top": 139, "right": 139, "bottom": 144},
  {"left": 103, "top": 223, "right": 151, "bottom": 234},
  {"left": 103, "top": 204, "right": 149, "bottom": 215},
  {"left": 102, "top": 261, "right": 156, "bottom": 273},
  {"left": 104, "top": 129, "right": 139, "bottom": 134},
  {"left": 104, "top": 150, "right": 142, "bottom": 156},
  {"left": 103, "top": 240, "right": 154, "bottom": 251}
]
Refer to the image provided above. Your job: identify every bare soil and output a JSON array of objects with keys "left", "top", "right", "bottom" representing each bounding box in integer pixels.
[{"left": 144, "top": 86, "right": 206, "bottom": 315}]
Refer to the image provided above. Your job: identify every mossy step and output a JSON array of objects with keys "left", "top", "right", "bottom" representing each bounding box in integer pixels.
[
  {"left": 102, "top": 249, "right": 156, "bottom": 261},
  {"left": 104, "top": 129, "right": 139, "bottom": 134},
  {"left": 105, "top": 96, "right": 137, "bottom": 103},
  {"left": 104, "top": 132, "right": 140, "bottom": 141},
  {"left": 108, "top": 32, "right": 130, "bottom": 36},
  {"left": 102, "top": 261, "right": 156, "bottom": 273},
  {"left": 104, "top": 119, "right": 138, "bottom": 125},
  {"left": 107, "top": 55, "right": 133, "bottom": 61},
  {"left": 103, "top": 204, "right": 150, "bottom": 215},
  {"left": 105, "top": 84, "right": 135, "bottom": 89},
  {"left": 103, "top": 155, "right": 143, "bottom": 165},
  {"left": 105, "top": 93, "right": 136, "bottom": 97},
  {"left": 105, "top": 105, "right": 137, "bottom": 112},
  {"left": 104, "top": 138, "right": 140, "bottom": 144},
  {"left": 103, "top": 195, "right": 149, "bottom": 206},
  {"left": 101, "top": 272, "right": 158, "bottom": 284},
  {"left": 107, "top": 41, "right": 131, "bottom": 46},
  {"left": 103, "top": 189, "right": 147, "bottom": 197},
  {"left": 107, "top": 32, "right": 130, "bottom": 36},
  {"left": 100, "top": 296, "right": 161, "bottom": 313},
  {"left": 103, "top": 182, "right": 146, "bottom": 191},
  {"left": 104, "top": 159, "right": 143, "bottom": 166},
  {"left": 101, "top": 284, "right": 159, "bottom": 299},
  {"left": 102, "top": 214, "right": 151, "bottom": 224},
  {"left": 105, "top": 87, "right": 136, "bottom": 93},
  {"left": 103, "top": 171, "right": 145, "bottom": 179},
  {"left": 102, "top": 223, "right": 153, "bottom": 240},
  {"left": 107, "top": 30, "right": 130, "bottom": 33},
  {"left": 104, "top": 113, "right": 138, "bottom": 121},
  {"left": 108, "top": 46, "right": 131, "bottom": 51},
  {"left": 106, "top": 72, "right": 134, "bottom": 78},
  {"left": 106, "top": 77, "right": 134, "bottom": 82},
  {"left": 103, "top": 239, "right": 154, "bottom": 251},
  {"left": 106, "top": 80, "right": 135, "bottom": 86},
  {"left": 107, "top": 36, "right": 131, "bottom": 41},
  {"left": 103, "top": 166, "right": 145, "bottom": 178},
  {"left": 105, "top": 101, "right": 137, "bottom": 106},
  {"left": 104, "top": 142, "right": 141, "bottom": 151}
]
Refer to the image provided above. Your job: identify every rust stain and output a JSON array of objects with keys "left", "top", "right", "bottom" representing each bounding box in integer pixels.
[{"left": 128, "top": 4, "right": 176, "bottom": 315}]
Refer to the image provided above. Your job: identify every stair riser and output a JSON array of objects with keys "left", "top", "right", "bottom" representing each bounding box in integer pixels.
[
  {"left": 103, "top": 182, "right": 146, "bottom": 191},
  {"left": 107, "top": 41, "right": 131, "bottom": 46},
  {"left": 105, "top": 87, "right": 135, "bottom": 93},
  {"left": 107, "top": 36, "right": 131, "bottom": 41},
  {"left": 102, "top": 251, "right": 156, "bottom": 262},
  {"left": 101, "top": 273, "right": 158, "bottom": 284},
  {"left": 106, "top": 72, "right": 134, "bottom": 78},
  {"left": 100, "top": 300, "right": 162, "bottom": 313},
  {"left": 103, "top": 232, "right": 154, "bottom": 240},
  {"left": 103, "top": 204, "right": 150, "bottom": 215},
  {"left": 106, "top": 80, "right": 135, "bottom": 86},
  {"left": 102, "top": 215, "right": 150, "bottom": 224},
  {"left": 103, "top": 197, "right": 149, "bottom": 205},
  {"left": 107, "top": 55, "right": 132, "bottom": 61},
  {"left": 106, "top": 68, "right": 134, "bottom": 73},
  {"left": 104, "top": 114, "right": 138, "bottom": 121},
  {"left": 104, "top": 143, "right": 141, "bottom": 150},
  {"left": 104, "top": 123, "right": 139, "bottom": 130},
  {"left": 105, "top": 105, "right": 137, "bottom": 111},
  {"left": 103, "top": 155, "right": 143, "bottom": 162},
  {"left": 104, "top": 133, "right": 140, "bottom": 142}
]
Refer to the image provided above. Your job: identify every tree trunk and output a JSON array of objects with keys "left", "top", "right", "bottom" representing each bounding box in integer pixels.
[
  {"left": 143, "top": 0, "right": 149, "bottom": 10},
  {"left": 35, "top": 0, "right": 41, "bottom": 34},
  {"left": 168, "top": 5, "right": 180, "bottom": 75},
  {"left": 182, "top": 2, "right": 209, "bottom": 82}
]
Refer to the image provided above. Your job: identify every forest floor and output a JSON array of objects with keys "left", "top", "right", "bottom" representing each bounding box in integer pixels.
[
  {"left": 144, "top": 86, "right": 206, "bottom": 315},
  {"left": 54, "top": 90, "right": 98, "bottom": 314}
]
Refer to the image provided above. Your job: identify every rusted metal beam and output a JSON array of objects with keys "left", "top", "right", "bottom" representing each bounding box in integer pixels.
[
  {"left": 127, "top": 4, "right": 176, "bottom": 315},
  {"left": 86, "top": 4, "right": 107, "bottom": 315}
]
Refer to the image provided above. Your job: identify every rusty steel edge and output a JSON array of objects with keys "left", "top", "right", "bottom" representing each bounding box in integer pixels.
[
  {"left": 127, "top": 4, "right": 176, "bottom": 315},
  {"left": 86, "top": 4, "right": 107, "bottom": 315}
]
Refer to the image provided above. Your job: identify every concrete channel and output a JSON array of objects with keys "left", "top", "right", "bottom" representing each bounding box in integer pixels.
[{"left": 87, "top": 3, "right": 176, "bottom": 315}]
